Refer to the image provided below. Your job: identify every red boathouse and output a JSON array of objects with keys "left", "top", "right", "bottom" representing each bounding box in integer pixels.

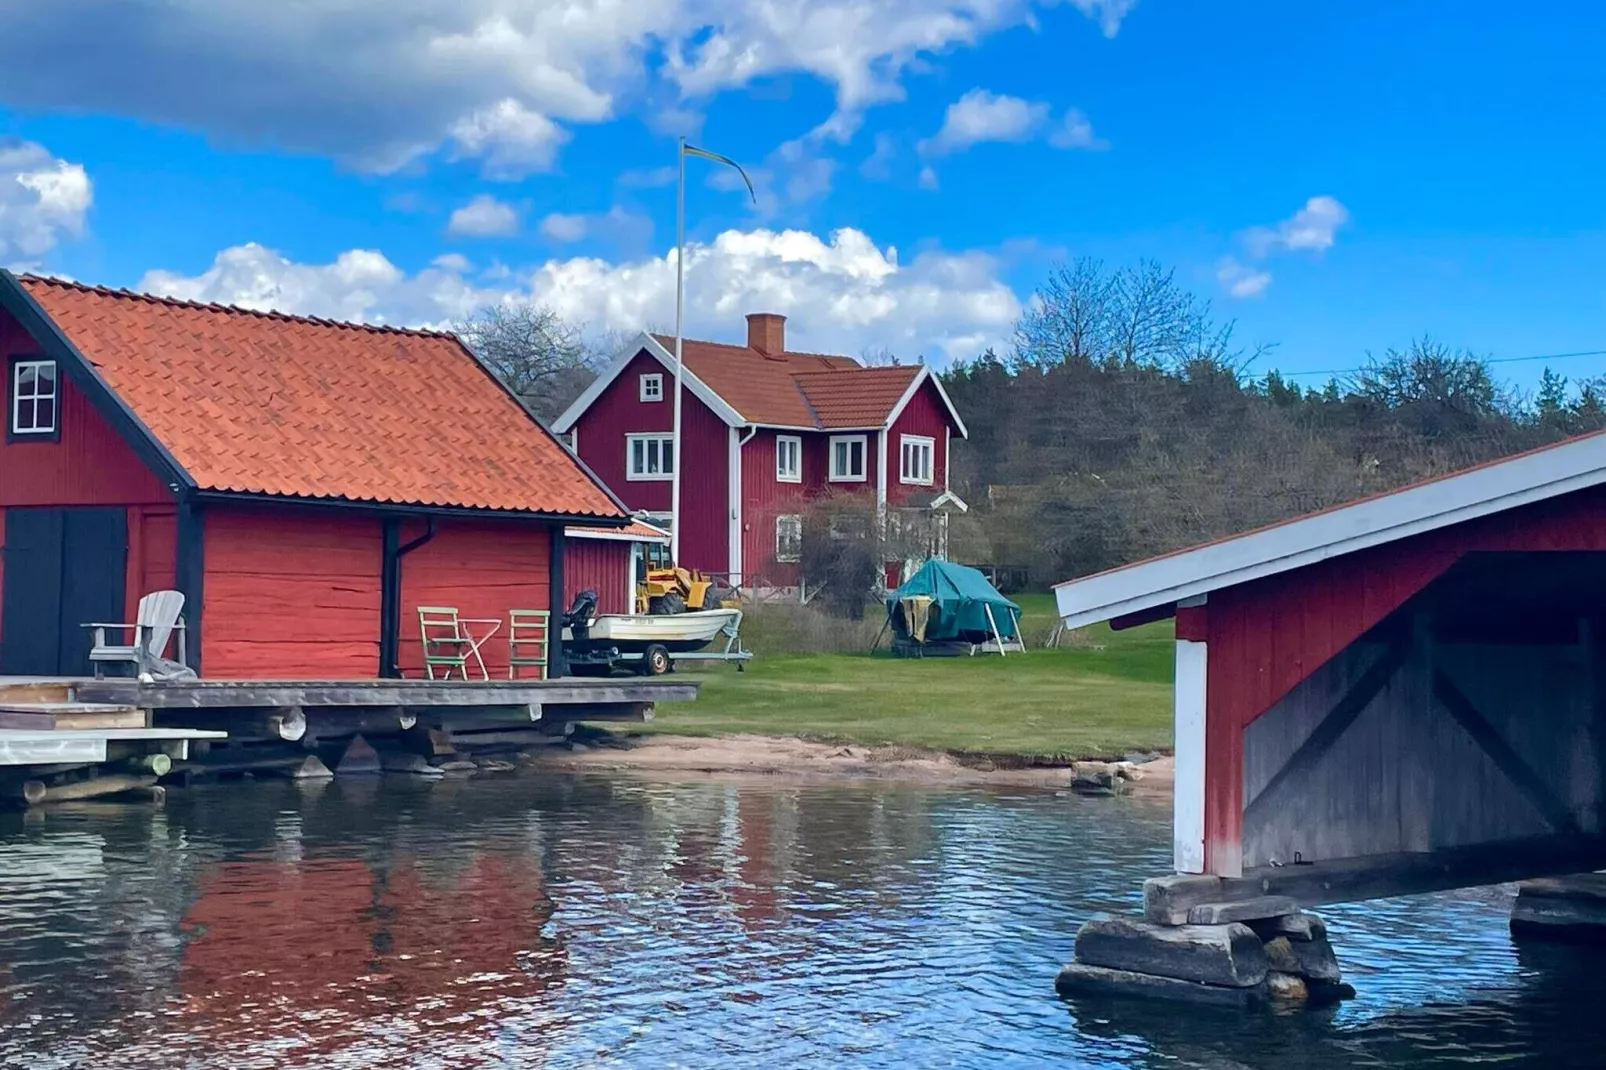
[
  {"left": 0, "top": 271, "right": 627, "bottom": 680},
  {"left": 1056, "top": 433, "right": 1606, "bottom": 885}
]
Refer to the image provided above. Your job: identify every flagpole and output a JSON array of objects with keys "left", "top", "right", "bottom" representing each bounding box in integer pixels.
[{"left": 670, "top": 136, "right": 686, "bottom": 564}]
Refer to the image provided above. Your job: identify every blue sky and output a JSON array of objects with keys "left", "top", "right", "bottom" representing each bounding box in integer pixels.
[{"left": 1, "top": 1, "right": 1603, "bottom": 387}]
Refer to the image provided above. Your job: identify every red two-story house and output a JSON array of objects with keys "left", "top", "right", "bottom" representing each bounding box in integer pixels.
[{"left": 553, "top": 313, "right": 968, "bottom": 589}]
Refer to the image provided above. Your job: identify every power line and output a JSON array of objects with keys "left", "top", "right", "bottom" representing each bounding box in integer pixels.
[{"left": 1275, "top": 348, "right": 1606, "bottom": 380}]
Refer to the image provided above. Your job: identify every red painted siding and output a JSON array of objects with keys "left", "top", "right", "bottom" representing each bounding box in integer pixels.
[
  {"left": 0, "top": 307, "right": 174, "bottom": 509},
  {"left": 740, "top": 428, "right": 812, "bottom": 585},
  {"left": 1199, "top": 481, "right": 1606, "bottom": 873},
  {"left": 125, "top": 506, "right": 178, "bottom": 623},
  {"left": 396, "top": 519, "right": 552, "bottom": 679},
  {"left": 565, "top": 537, "right": 634, "bottom": 615},
  {"left": 886, "top": 379, "right": 950, "bottom": 506},
  {"left": 572, "top": 349, "right": 728, "bottom": 574},
  {"left": 203, "top": 506, "right": 384, "bottom": 678}
]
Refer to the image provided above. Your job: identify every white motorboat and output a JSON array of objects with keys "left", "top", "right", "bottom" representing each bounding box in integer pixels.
[{"left": 568, "top": 608, "right": 742, "bottom": 652}]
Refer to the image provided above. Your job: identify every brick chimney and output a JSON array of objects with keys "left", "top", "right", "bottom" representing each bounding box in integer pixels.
[{"left": 746, "top": 312, "right": 786, "bottom": 356}]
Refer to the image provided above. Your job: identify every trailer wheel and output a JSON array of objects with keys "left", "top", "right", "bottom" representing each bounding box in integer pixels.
[{"left": 641, "top": 644, "right": 671, "bottom": 676}]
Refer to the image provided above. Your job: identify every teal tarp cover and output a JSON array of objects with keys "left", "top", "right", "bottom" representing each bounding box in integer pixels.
[{"left": 885, "top": 560, "right": 1022, "bottom": 643}]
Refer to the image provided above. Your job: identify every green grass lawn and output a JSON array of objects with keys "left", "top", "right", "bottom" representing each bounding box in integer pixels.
[{"left": 636, "top": 596, "right": 1175, "bottom": 760}]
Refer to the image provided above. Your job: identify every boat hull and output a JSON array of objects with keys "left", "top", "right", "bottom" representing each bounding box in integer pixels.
[{"left": 570, "top": 609, "right": 741, "bottom": 653}]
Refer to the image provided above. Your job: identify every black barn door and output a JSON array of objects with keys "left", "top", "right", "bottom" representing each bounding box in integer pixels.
[{"left": 1, "top": 506, "right": 128, "bottom": 676}]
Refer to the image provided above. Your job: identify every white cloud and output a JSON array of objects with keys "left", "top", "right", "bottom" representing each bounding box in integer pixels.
[
  {"left": 136, "top": 226, "right": 1021, "bottom": 363},
  {"left": 0, "top": 3, "right": 1133, "bottom": 175},
  {"left": 1216, "top": 257, "right": 1272, "bottom": 299},
  {"left": 447, "top": 99, "right": 570, "bottom": 179},
  {"left": 1219, "top": 195, "right": 1350, "bottom": 299},
  {"left": 920, "top": 88, "right": 1104, "bottom": 156},
  {"left": 540, "top": 212, "right": 589, "bottom": 243},
  {"left": 859, "top": 132, "right": 898, "bottom": 180},
  {"left": 0, "top": 139, "right": 92, "bottom": 267},
  {"left": 1245, "top": 196, "right": 1350, "bottom": 257},
  {"left": 617, "top": 165, "right": 679, "bottom": 189},
  {"left": 921, "top": 90, "right": 1047, "bottom": 155},
  {"left": 1048, "top": 108, "right": 1106, "bottom": 150},
  {"left": 918, "top": 166, "right": 940, "bottom": 191},
  {"left": 447, "top": 194, "right": 521, "bottom": 238}
]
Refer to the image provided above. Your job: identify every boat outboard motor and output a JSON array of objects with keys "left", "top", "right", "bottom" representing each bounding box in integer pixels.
[{"left": 564, "top": 590, "right": 599, "bottom": 640}]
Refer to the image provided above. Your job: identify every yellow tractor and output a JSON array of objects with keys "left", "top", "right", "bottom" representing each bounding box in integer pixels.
[{"left": 636, "top": 543, "right": 739, "bottom": 614}]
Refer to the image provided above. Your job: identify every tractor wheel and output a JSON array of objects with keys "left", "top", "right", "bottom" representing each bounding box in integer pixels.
[
  {"left": 649, "top": 592, "right": 686, "bottom": 616},
  {"left": 641, "top": 644, "right": 672, "bottom": 676}
]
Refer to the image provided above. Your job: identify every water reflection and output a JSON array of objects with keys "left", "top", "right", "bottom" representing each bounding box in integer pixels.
[{"left": 0, "top": 774, "right": 1602, "bottom": 1068}]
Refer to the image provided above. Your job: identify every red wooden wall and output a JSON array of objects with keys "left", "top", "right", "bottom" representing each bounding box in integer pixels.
[
  {"left": 0, "top": 306, "right": 179, "bottom": 649},
  {"left": 740, "top": 428, "right": 812, "bottom": 585},
  {"left": 572, "top": 348, "right": 729, "bottom": 574},
  {"left": 564, "top": 537, "right": 634, "bottom": 616},
  {"left": 886, "top": 379, "right": 951, "bottom": 506},
  {"left": 395, "top": 518, "right": 551, "bottom": 679},
  {"left": 0, "top": 307, "right": 174, "bottom": 509},
  {"left": 202, "top": 505, "right": 383, "bottom": 678},
  {"left": 1201, "top": 481, "right": 1606, "bottom": 872}
]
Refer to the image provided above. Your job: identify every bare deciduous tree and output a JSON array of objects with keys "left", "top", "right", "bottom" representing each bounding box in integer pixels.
[{"left": 452, "top": 304, "right": 603, "bottom": 425}]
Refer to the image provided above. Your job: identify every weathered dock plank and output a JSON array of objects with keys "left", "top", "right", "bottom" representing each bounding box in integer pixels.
[{"left": 74, "top": 678, "right": 698, "bottom": 709}]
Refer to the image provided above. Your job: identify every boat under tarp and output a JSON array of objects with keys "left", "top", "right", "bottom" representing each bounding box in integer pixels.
[{"left": 886, "top": 560, "right": 1022, "bottom": 654}]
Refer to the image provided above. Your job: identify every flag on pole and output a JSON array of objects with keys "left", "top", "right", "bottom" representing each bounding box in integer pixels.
[{"left": 684, "top": 143, "right": 758, "bottom": 203}]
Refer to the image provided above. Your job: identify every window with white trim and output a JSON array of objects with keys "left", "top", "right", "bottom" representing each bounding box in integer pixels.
[
  {"left": 775, "top": 514, "right": 802, "bottom": 562},
  {"left": 640, "top": 373, "right": 663, "bottom": 402},
  {"left": 626, "top": 433, "right": 675, "bottom": 480},
  {"left": 775, "top": 435, "right": 802, "bottom": 482},
  {"left": 899, "top": 434, "right": 934, "bottom": 485},
  {"left": 828, "top": 434, "right": 867, "bottom": 482},
  {"left": 10, "top": 359, "right": 58, "bottom": 438}
]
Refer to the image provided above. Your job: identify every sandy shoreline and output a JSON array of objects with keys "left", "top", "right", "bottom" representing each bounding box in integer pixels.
[{"left": 539, "top": 733, "right": 1174, "bottom": 794}]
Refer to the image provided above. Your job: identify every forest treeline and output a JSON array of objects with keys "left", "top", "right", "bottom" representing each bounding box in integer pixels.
[
  {"left": 939, "top": 258, "right": 1606, "bottom": 585},
  {"left": 455, "top": 256, "right": 1606, "bottom": 590}
]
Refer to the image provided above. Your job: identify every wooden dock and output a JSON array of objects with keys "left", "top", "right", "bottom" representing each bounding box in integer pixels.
[{"left": 0, "top": 674, "right": 698, "bottom": 806}]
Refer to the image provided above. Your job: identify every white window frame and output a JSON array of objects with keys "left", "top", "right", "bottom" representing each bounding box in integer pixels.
[
  {"left": 899, "top": 434, "right": 935, "bottom": 486},
  {"left": 828, "top": 434, "right": 868, "bottom": 483},
  {"left": 11, "top": 359, "right": 58, "bottom": 437},
  {"left": 775, "top": 514, "right": 803, "bottom": 563},
  {"left": 626, "top": 433, "right": 675, "bottom": 481},
  {"left": 776, "top": 434, "right": 802, "bottom": 483},
  {"left": 639, "top": 373, "right": 664, "bottom": 402}
]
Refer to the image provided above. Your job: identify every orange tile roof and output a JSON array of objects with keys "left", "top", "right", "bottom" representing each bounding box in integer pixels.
[
  {"left": 791, "top": 365, "right": 921, "bottom": 428},
  {"left": 21, "top": 276, "right": 624, "bottom": 518},
  {"left": 650, "top": 333, "right": 915, "bottom": 428}
]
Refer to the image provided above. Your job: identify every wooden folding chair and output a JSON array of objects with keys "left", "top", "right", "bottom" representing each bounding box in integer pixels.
[
  {"left": 508, "top": 609, "right": 550, "bottom": 680},
  {"left": 84, "top": 590, "right": 192, "bottom": 679},
  {"left": 418, "top": 606, "right": 472, "bottom": 679}
]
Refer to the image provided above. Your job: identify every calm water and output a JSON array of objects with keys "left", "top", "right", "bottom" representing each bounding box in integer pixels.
[{"left": 1, "top": 773, "right": 1603, "bottom": 1069}]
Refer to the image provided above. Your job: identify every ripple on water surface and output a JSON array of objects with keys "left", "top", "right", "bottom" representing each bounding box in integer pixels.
[{"left": 1, "top": 775, "right": 1604, "bottom": 1068}]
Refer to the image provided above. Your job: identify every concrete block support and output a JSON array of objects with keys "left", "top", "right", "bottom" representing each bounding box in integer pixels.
[
  {"left": 1510, "top": 874, "right": 1606, "bottom": 942},
  {"left": 1058, "top": 909, "right": 1354, "bottom": 1008}
]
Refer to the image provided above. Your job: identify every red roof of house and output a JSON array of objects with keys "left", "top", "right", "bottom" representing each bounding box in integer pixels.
[
  {"left": 649, "top": 333, "right": 917, "bottom": 428},
  {"left": 19, "top": 276, "right": 623, "bottom": 518}
]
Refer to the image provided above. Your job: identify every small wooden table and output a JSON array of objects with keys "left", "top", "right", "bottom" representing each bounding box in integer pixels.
[{"left": 455, "top": 618, "right": 503, "bottom": 681}]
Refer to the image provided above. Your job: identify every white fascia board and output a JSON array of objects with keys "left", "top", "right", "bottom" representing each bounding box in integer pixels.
[
  {"left": 566, "top": 527, "right": 671, "bottom": 544},
  {"left": 1053, "top": 432, "right": 1606, "bottom": 629},
  {"left": 551, "top": 331, "right": 746, "bottom": 432},
  {"left": 551, "top": 331, "right": 652, "bottom": 433},
  {"left": 640, "top": 334, "right": 746, "bottom": 427},
  {"left": 884, "top": 364, "right": 970, "bottom": 439}
]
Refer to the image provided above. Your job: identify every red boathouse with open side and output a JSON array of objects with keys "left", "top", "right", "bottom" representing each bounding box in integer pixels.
[{"left": 1056, "top": 433, "right": 1606, "bottom": 884}]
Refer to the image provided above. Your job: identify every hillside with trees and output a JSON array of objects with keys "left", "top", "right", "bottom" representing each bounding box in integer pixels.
[
  {"left": 941, "top": 258, "right": 1606, "bottom": 586},
  {"left": 456, "top": 258, "right": 1606, "bottom": 593}
]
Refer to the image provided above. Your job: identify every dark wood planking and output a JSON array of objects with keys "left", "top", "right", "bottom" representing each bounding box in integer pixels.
[
  {"left": 77, "top": 677, "right": 696, "bottom": 708},
  {"left": 1148, "top": 834, "right": 1606, "bottom": 920},
  {"left": 1432, "top": 667, "right": 1582, "bottom": 835}
]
